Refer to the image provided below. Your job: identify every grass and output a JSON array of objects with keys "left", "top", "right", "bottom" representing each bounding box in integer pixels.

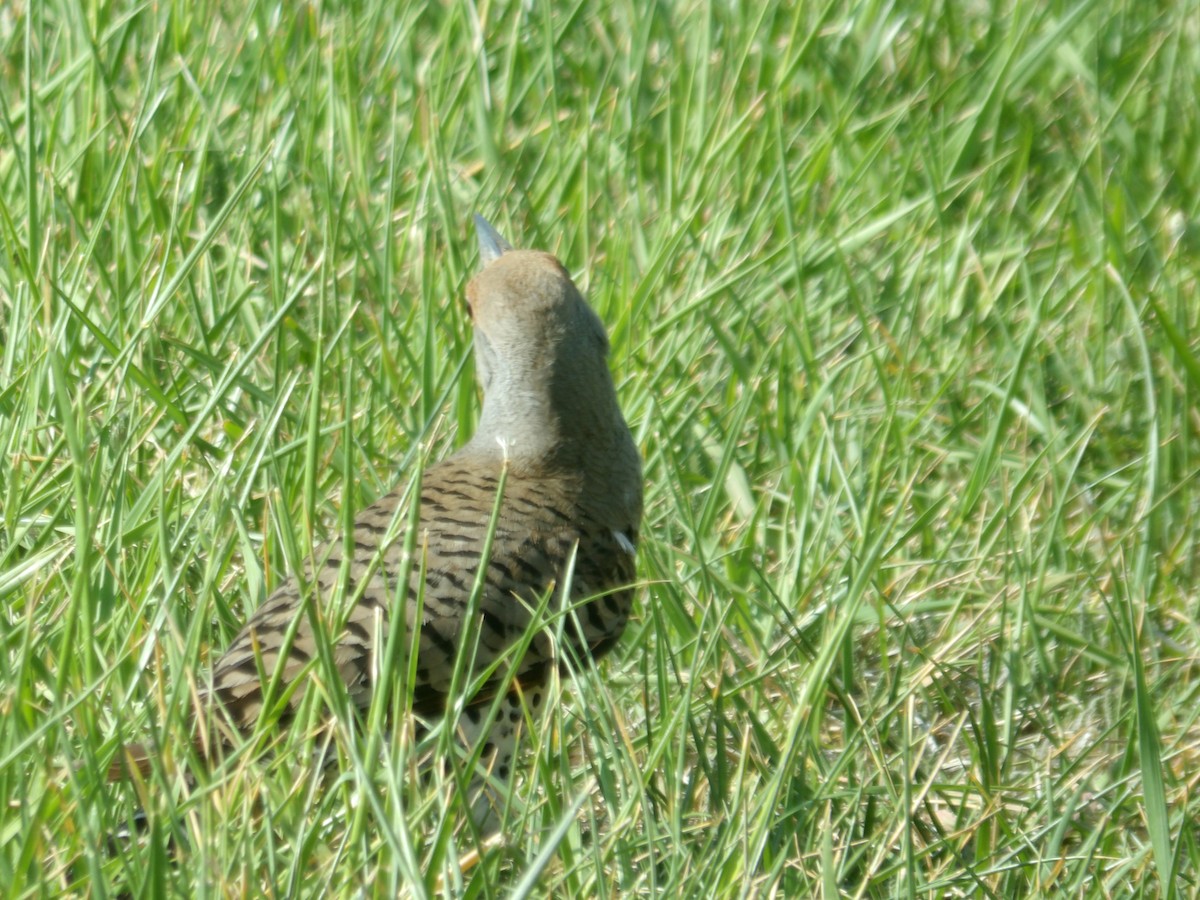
[{"left": 2, "top": 0, "right": 1198, "bottom": 895}]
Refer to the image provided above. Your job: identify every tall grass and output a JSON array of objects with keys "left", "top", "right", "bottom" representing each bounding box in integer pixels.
[{"left": 1, "top": 0, "right": 1197, "bottom": 895}]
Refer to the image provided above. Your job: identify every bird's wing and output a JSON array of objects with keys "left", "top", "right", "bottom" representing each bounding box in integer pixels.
[{"left": 206, "top": 460, "right": 636, "bottom": 736}]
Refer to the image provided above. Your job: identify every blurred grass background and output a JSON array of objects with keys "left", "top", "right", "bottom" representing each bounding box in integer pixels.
[{"left": 1, "top": 0, "right": 1198, "bottom": 895}]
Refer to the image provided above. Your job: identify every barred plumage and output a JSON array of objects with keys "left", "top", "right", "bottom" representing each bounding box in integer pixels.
[{"left": 112, "top": 216, "right": 642, "bottom": 808}]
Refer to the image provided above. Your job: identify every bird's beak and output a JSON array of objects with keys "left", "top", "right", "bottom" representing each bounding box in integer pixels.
[{"left": 474, "top": 214, "right": 513, "bottom": 267}]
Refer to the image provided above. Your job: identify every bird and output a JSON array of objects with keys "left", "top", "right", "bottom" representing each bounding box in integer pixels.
[{"left": 110, "top": 215, "right": 642, "bottom": 818}]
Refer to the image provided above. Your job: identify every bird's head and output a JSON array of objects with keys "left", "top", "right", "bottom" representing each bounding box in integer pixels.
[
  {"left": 465, "top": 215, "right": 610, "bottom": 394},
  {"left": 463, "top": 215, "right": 626, "bottom": 466}
]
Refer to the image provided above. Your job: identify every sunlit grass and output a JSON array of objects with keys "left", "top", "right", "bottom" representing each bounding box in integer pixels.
[{"left": 2, "top": 0, "right": 1198, "bottom": 895}]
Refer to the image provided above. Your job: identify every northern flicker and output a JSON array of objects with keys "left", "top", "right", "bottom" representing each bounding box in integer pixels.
[{"left": 112, "top": 216, "right": 642, "bottom": 810}]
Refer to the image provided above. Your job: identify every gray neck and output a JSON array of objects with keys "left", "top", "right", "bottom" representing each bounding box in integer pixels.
[{"left": 464, "top": 357, "right": 627, "bottom": 468}]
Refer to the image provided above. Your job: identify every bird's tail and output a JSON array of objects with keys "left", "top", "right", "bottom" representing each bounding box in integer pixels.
[{"left": 107, "top": 742, "right": 154, "bottom": 782}]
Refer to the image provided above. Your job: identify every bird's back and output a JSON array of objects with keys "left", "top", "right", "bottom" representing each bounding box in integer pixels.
[{"left": 209, "top": 450, "right": 638, "bottom": 735}]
